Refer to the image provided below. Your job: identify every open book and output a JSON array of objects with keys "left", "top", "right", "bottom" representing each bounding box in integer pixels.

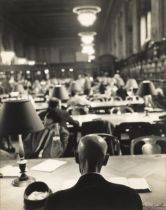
[{"left": 110, "top": 177, "right": 151, "bottom": 193}]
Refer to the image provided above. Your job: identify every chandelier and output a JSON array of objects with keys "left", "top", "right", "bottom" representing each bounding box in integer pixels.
[
  {"left": 73, "top": 6, "right": 101, "bottom": 27},
  {"left": 81, "top": 44, "right": 95, "bottom": 55},
  {"left": 78, "top": 32, "right": 97, "bottom": 44}
]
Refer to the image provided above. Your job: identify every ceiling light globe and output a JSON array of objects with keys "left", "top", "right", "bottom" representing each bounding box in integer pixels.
[
  {"left": 78, "top": 32, "right": 97, "bottom": 44},
  {"left": 73, "top": 6, "right": 101, "bottom": 27},
  {"left": 82, "top": 45, "right": 95, "bottom": 55},
  {"left": 78, "top": 12, "right": 96, "bottom": 27},
  {"left": 81, "top": 36, "right": 94, "bottom": 44}
]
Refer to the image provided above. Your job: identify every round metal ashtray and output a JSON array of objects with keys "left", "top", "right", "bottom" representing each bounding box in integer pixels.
[{"left": 24, "top": 181, "right": 52, "bottom": 209}]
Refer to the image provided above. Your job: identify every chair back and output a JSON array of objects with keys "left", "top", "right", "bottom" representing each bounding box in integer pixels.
[
  {"left": 115, "top": 122, "right": 151, "bottom": 140},
  {"left": 81, "top": 120, "right": 114, "bottom": 136},
  {"left": 89, "top": 98, "right": 104, "bottom": 102},
  {"left": 130, "top": 135, "right": 166, "bottom": 155},
  {"left": 107, "top": 97, "right": 113, "bottom": 101},
  {"left": 126, "top": 95, "right": 143, "bottom": 101},
  {"left": 114, "top": 122, "right": 152, "bottom": 154},
  {"left": 110, "top": 106, "right": 134, "bottom": 114},
  {"left": 113, "top": 96, "right": 122, "bottom": 101},
  {"left": 89, "top": 95, "right": 109, "bottom": 102},
  {"left": 33, "top": 94, "right": 46, "bottom": 103},
  {"left": 67, "top": 106, "right": 89, "bottom": 115},
  {"left": 150, "top": 122, "right": 166, "bottom": 137}
]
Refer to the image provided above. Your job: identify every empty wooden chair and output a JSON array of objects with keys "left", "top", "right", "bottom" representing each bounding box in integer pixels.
[
  {"left": 114, "top": 122, "right": 152, "bottom": 155},
  {"left": 113, "top": 96, "right": 122, "bottom": 101},
  {"left": 110, "top": 106, "right": 134, "bottom": 114},
  {"left": 130, "top": 135, "right": 166, "bottom": 155}
]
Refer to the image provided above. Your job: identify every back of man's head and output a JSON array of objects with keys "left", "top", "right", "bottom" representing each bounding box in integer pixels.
[
  {"left": 48, "top": 97, "right": 60, "bottom": 109},
  {"left": 76, "top": 134, "right": 109, "bottom": 174}
]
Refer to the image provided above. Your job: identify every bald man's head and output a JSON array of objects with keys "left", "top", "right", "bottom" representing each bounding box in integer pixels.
[{"left": 76, "top": 134, "right": 109, "bottom": 174}]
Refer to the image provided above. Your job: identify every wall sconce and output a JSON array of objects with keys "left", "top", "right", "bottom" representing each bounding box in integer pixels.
[
  {"left": 17, "top": 58, "right": 27, "bottom": 65},
  {"left": 78, "top": 32, "right": 97, "bottom": 44},
  {"left": 73, "top": 6, "right": 101, "bottom": 27},
  {"left": 44, "top": 69, "right": 49, "bottom": 74},
  {"left": 28, "top": 60, "right": 35, "bottom": 65},
  {"left": 0, "top": 51, "right": 15, "bottom": 65},
  {"left": 69, "top": 68, "right": 74, "bottom": 72}
]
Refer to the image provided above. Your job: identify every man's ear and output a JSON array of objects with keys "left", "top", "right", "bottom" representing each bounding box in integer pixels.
[
  {"left": 74, "top": 151, "right": 79, "bottom": 164},
  {"left": 103, "top": 153, "right": 109, "bottom": 166}
]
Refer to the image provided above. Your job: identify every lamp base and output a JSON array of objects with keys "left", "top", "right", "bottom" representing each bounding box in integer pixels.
[{"left": 12, "top": 176, "right": 36, "bottom": 187}]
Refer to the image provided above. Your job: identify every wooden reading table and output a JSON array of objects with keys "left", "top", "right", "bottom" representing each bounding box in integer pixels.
[{"left": 0, "top": 155, "right": 166, "bottom": 210}]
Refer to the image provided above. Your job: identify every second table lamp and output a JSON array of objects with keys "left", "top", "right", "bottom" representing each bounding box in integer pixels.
[{"left": 0, "top": 99, "right": 44, "bottom": 187}]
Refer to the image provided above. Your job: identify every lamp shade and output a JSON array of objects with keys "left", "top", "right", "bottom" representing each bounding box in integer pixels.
[
  {"left": 137, "top": 80, "right": 157, "bottom": 97},
  {"left": 125, "top": 79, "right": 138, "bottom": 90},
  {"left": 51, "top": 85, "right": 69, "bottom": 101},
  {"left": 0, "top": 99, "right": 44, "bottom": 136}
]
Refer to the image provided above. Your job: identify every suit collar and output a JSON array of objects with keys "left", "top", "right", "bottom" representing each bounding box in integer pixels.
[{"left": 75, "top": 173, "right": 106, "bottom": 187}]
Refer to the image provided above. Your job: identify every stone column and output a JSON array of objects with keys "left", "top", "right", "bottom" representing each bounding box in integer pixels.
[
  {"left": 151, "top": 0, "right": 165, "bottom": 41},
  {"left": 0, "top": 18, "right": 4, "bottom": 51},
  {"left": 161, "top": 0, "right": 166, "bottom": 38},
  {"left": 0, "top": 18, "right": 4, "bottom": 64},
  {"left": 121, "top": 2, "right": 128, "bottom": 58},
  {"left": 132, "top": 0, "right": 140, "bottom": 53}
]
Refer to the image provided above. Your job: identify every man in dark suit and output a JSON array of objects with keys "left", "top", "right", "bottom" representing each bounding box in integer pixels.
[
  {"left": 46, "top": 97, "right": 79, "bottom": 129},
  {"left": 45, "top": 134, "right": 143, "bottom": 210}
]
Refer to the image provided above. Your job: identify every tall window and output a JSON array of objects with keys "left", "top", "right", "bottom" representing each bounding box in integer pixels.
[{"left": 140, "top": 0, "right": 151, "bottom": 46}]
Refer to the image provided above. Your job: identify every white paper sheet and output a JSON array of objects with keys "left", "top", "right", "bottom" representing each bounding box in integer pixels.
[
  {"left": 0, "top": 165, "right": 20, "bottom": 177},
  {"left": 31, "top": 159, "right": 66, "bottom": 172}
]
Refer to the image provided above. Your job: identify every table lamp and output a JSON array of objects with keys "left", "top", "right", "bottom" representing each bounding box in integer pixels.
[
  {"left": 136, "top": 80, "right": 156, "bottom": 115},
  {"left": 51, "top": 85, "right": 69, "bottom": 102},
  {"left": 0, "top": 99, "right": 44, "bottom": 187},
  {"left": 125, "top": 79, "right": 138, "bottom": 94}
]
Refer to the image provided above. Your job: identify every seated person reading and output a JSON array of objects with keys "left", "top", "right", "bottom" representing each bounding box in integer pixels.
[
  {"left": 45, "top": 134, "right": 143, "bottom": 210},
  {"left": 24, "top": 112, "right": 69, "bottom": 159}
]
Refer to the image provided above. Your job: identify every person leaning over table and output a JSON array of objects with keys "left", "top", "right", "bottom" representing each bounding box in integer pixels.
[
  {"left": 45, "top": 134, "right": 143, "bottom": 210},
  {"left": 46, "top": 97, "right": 79, "bottom": 129},
  {"left": 45, "top": 97, "right": 80, "bottom": 156}
]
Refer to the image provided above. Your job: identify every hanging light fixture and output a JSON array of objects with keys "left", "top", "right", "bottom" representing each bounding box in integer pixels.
[
  {"left": 78, "top": 32, "right": 97, "bottom": 44},
  {"left": 73, "top": 6, "right": 101, "bottom": 27},
  {"left": 88, "top": 54, "right": 95, "bottom": 62},
  {"left": 81, "top": 44, "right": 95, "bottom": 55},
  {"left": 0, "top": 51, "right": 15, "bottom": 65}
]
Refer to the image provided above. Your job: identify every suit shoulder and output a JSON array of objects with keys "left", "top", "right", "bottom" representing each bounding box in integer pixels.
[
  {"left": 45, "top": 190, "right": 68, "bottom": 210},
  {"left": 105, "top": 180, "right": 142, "bottom": 202}
]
